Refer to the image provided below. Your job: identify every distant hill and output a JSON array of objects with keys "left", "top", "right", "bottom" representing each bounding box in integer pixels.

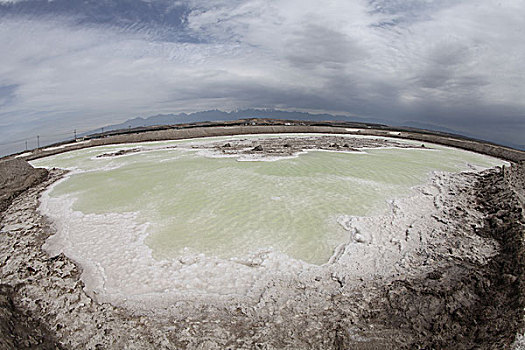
[
  {"left": 81, "top": 109, "right": 392, "bottom": 136},
  {"left": 398, "top": 120, "right": 466, "bottom": 135},
  {"left": 398, "top": 120, "right": 524, "bottom": 151}
]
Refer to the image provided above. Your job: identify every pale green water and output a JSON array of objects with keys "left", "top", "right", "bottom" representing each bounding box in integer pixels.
[{"left": 32, "top": 136, "right": 504, "bottom": 265}]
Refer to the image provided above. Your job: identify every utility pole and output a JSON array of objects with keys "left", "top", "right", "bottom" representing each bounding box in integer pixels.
[
  {"left": 37, "top": 135, "right": 40, "bottom": 149},
  {"left": 25, "top": 140, "right": 28, "bottom": 150},
  {"left": 74, "top": 129, "right": 77, "bottom": 140}
]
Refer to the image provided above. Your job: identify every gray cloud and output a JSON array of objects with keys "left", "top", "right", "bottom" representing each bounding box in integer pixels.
[
  {"left": 0, "top": 0, "right": 524, "bottom": 155},
  {"left": 284, "top": 24, "right": 369, "bottom": 69}
]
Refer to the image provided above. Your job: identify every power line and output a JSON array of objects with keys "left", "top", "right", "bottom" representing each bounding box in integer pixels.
[
  {"left": 0, "top": 128, "right": 93, "bottom": 147},
  {"left": 1, "top": 125, "right": 117, "bottom": 155}
]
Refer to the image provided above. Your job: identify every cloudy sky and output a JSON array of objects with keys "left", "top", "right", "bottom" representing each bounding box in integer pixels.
[{"left": 0, "top": 0, "right": 524, "bottom": 154}]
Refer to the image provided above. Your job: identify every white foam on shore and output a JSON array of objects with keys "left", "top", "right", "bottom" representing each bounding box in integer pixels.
[{"left": 39, "top": 177, "right": 312, "bottom": 308}]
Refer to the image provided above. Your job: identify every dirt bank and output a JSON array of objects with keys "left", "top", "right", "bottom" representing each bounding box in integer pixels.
[
  {"left": 7, "top": 119, "right": 524, "bottom": 163},
  {"left": 0, "top": 137, "right": 523, "bottom": 349},
  {"left": 368, "top": 162, "right": 524, "bottom": 348},
  {"left": 0, "top": 159, "right": 48, "bottom": 214}
]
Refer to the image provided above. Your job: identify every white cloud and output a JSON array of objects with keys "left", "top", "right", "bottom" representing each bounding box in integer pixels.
[
  {"left": 0, "top": 17, "right": 250, "bottom": 130},
  {"left": 0, "top": 0, "right": 524, "bottom": 152}
]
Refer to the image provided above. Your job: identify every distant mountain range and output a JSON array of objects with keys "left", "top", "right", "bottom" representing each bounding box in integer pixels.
[
  {"left": 82, "top": 109, "right": 386, "bottom": 134},
  {"left": 83, "top": 109, "right": 524, "bottom": 150}
]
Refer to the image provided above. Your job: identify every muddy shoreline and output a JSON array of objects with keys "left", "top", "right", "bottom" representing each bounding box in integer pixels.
[{"left": 1, "top": 130, "right": 524, "bottom": 349}]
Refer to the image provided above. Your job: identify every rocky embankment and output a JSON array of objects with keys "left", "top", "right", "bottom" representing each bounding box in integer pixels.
[
  {"left": 205, "top": 135, "right": 424, "bottom": 158},
  {"left": 368, "top": 161, "right": 525, "bottom": 348},
  {"left": 0, "top": 160, "right": 54, "bottom": 349},
  {"left": 0, "top": 159, "right": 48, "bottom": 214},
  {"left": 0, "top": 159, "right": 523, "bottom": 349}
]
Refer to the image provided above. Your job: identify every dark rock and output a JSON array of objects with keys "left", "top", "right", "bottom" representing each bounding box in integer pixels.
[
  {"left": 96, "top": 148, "right": 140, "bottom": 158},
  {"left": 252, "top": 145, "right": 263, "bottom": 152},
  {"left": 427, "top": 271, "right": 442, "bottom": 280}
]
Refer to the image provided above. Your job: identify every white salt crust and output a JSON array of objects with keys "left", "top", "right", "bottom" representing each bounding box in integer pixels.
[
  {"left": 40, "top": 167, "right": 499, "bottom": 314},
  {"left": 40, "top": 175, "right": 312, "bottom": 310}
]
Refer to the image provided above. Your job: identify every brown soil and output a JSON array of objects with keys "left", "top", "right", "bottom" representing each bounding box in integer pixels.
[{"left": 0, "top": 159, "right": 48, "bottom": 214}]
